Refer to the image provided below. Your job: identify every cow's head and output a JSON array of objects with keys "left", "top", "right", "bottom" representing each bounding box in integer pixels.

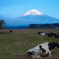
[{"left": 27, "top": 51, "right": 35, "bottom": 57}]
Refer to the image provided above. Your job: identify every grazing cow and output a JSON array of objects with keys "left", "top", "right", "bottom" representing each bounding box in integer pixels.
[
  {"left": 10, "top": 30, "right": 12, "bottom": 33},
  {"left": 27, "top": 42, "right": 59, "bottom": 59},
  {"left": 47, "top": 33, "right": 57, "bottom": 37},
  {"left": 54, "top": 34, "right": 59, "bottom": 38}
]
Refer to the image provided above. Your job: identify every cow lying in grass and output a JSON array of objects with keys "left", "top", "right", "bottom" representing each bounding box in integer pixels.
[
  {"left": 38, "top": 32, "right": 48, "bottom": 36},
  {"left": 47, "top": 33, "right": 57, "bottom": 37},
  {"left": 10, "top": 30, "right": 12, "bottom": 33},
  {"left": 54, "top": 34, "right": 59, "bottom": 38},
  {"left": 38, "top": 32, "right": 47, "bottom": 36},
  {"left": 27, "top": 42, "right": 59, "bottom": 59}
]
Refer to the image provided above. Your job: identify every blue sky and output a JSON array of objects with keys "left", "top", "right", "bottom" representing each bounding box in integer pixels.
[{"left": 0, "top": 0, "right": 59, "bottom": 19}]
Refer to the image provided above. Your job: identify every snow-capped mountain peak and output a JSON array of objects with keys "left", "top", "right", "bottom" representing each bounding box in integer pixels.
[{"left": 21, "top": 9, "right": 44, "bottom": 17}]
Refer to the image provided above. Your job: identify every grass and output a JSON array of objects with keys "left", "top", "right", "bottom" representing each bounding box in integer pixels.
[{"left": 0, "top": 29, "right": 59, "bottom": 59}]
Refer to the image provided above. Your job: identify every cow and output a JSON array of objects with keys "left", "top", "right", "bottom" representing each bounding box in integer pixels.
[
  {"left": 54, "top": 34, "right": 59, "bottom": 38},
  {"left": 40, "top": 32, "right": 46, "bottom": 36},
  {"left": 10, "top": 30, "right": 12, "bottom": 33},
  {"left": 38, "top": 32, "right": 43, "bottom": 35},
  {"left": 47, "top": 33, "right": 57, "bottom": 37},
  {"left": 27, "top": 42, "right": 59, "bottom": 59},
  {"left": 38, "top": 32, "right": 47, "bottom": 36}
]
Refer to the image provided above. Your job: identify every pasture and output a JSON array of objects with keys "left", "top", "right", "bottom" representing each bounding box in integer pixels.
[{"left": 0, "top": 29, "right": 59, "bottom": 59}]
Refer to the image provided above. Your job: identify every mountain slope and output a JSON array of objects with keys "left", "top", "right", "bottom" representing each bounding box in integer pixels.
[
  {"left": 18, "top": 9, "right": 59, "bottom": 25},
  {"left": 0, "top": 9, "right": 59, "bottom": 26}
]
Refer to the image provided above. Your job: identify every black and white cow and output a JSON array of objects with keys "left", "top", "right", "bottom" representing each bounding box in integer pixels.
[
  {"left": 47, "top": 33, "right": 57, "bottom": 37},
  {"left": 40, "top": 32, "right": 46, "bottom": 36},
  {"left": 54, "top": 34, "right": 59, "bottom": 38},
  {"left": 38, "top": 32, "right": 43, "bottom": 35},
  {"left": 27, "top": 42, "right": 59, "bottom": 59},
  {"left": 38, "top": 32, "right": 47, "bottom": 36},
  {"left": 10, "top": 30, "right": 12, "bottom": 33}
]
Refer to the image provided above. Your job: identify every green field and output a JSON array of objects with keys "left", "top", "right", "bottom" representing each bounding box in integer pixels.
[{"left": 0, "top": 29, "right": 59, "bottom": 59}]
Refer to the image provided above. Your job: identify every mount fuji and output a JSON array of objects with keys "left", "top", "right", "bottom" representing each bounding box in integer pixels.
[
  {"left": 0, "top": 9, "right": 59, "bottom": 27},
  {"left": 17, "top": 9, "right": 59, "bottom": 25}
]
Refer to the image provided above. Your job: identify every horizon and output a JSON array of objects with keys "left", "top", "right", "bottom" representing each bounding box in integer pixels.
[
  {"left": 6, "top": 23, "right": 59, "bottom": 29},
  {"left": 0, "top": 0, "right": 59, "bottom": 19}
]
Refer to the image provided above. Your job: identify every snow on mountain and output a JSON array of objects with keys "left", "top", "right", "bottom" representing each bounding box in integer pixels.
[{"left": 20, "top": 9, "right": 44, "bottom": 17}]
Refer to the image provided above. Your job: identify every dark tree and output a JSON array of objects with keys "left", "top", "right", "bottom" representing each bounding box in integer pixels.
[{"left": 0, "top": 20, "right": 6, "bottom": 29}]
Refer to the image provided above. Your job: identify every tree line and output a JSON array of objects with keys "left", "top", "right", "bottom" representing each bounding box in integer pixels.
[{"left": 29, "top": 23, "right": 59, "bottom": 29}]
